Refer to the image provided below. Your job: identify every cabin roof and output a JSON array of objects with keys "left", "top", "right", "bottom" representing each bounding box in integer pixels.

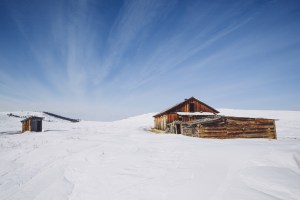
[
  {"left": 153, "top": 97, "right": 219, "bottom": 117},
  {"left": 21, "top": 116, "right": 44, "bottom": 122}
]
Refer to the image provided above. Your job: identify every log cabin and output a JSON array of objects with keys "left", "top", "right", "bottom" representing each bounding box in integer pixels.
[
  {"left": 21, "top": 116, "right": 43, "bottom": 132},
  {"left": 153, "top": 97, "right": 276, "bottom": 139},
  {"left": 153, "top": 97, "right": 219, "bottom": 131}
]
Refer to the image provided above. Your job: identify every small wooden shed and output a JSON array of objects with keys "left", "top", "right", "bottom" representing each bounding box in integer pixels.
[{"left": 21, "top": 116, "right": 44, "bottom": 132}]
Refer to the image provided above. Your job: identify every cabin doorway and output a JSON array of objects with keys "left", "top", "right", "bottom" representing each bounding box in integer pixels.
[
  {"left": 37, "top": 121, "right": 42, "bottom": 132},
  {"left": 176, "top": 124, "right": 181, "bottom": 134}
]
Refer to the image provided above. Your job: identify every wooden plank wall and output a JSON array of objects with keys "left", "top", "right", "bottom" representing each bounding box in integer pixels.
[
  {"left": 154, "top": 115, "right": 167, "bottom": 130},
  {"left": 167, "top": 114, "right": 178, "bottom": 123},
  {"left": 182, "top": 116, "right": 276, "bottom": 139},
  {"left": 22, "top": 120, "right": 31, "bottom": 133},
  {"left": 173, "top": 99, "right": 216, "bottom": 113}
]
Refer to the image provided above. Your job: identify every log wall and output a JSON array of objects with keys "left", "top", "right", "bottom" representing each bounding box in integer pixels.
[{"left": 182, "top": 116, "right": 276, "bottom": 139}]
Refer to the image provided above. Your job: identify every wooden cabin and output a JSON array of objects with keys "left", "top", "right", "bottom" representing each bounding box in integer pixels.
[
  {"left": 21, "top": 116, "right": 43, "bottom": 133},
  {"left": 153, "top": 97, "right": 219, "bottom": 131},
  {"left": 153, "top": 97, "right": 277, "bottom": 139}
]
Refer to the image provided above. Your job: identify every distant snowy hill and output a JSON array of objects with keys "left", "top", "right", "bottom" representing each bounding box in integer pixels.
[
  {"left": 0, "top": 109, "right": 299, "bottom": 200},
  {"left": 3, "top": 111, "right": 70, "bottom": 122},
  {"left": 0, "top": 111, "right": 80, "bottom": 133}
]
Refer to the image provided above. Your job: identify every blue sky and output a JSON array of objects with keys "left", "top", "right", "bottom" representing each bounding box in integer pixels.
[{"left": 0, "top": 0, "right": 299, "bottom": 120}]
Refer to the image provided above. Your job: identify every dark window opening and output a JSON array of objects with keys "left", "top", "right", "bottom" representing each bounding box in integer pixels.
[
  {"left": 176, "top": 124, "right": 181, "bottom": 134},
  {"left": 37, "top": 121, "right": 42, "bottom": 132},
  {"left": 189, "top": 103, "right": 195, "bottom": 112}
]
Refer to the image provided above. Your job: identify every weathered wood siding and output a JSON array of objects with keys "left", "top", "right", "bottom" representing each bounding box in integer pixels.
[
  {"left": 22, "top": 120, "right": 30, "bottom": 132},
  {"left": 182, "top": 116, "right": 276, "bottom": 139},
  {"left": 171, "top": 99, "right": 217, "bottom": 113},
  {"left": 154, "top": 115, "right": 167, "bottom": 130},
  {"left": 167, "top": 113, "right": 178, "bottom": 123}
]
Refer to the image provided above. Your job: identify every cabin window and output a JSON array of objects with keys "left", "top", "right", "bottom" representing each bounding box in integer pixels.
[{"left": 189, "top": 103, "right": 195, "bottom": 112}]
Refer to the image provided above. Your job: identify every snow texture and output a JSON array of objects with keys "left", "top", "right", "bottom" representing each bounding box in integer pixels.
[
  {"left": 177, "top": 112, "right": 215, "bottom": 116},
  {"left": 0, "top": 109, "right": 300, "bottom": 200}
]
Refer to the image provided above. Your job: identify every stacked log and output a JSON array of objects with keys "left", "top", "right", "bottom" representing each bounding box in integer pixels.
[{"left": 181, "top": 116, "right": 276, "bottom": 139}]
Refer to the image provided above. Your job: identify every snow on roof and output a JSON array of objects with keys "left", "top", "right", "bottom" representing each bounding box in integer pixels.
[
  {"left": 177, "top": 112, "right": 216, "bottom": 116},
  {"left": 20, "top": 116, "right": 44, "bottom": 122}
]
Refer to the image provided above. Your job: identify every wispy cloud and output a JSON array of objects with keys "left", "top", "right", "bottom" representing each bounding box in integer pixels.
[
  {"left": 96, "top": 0, "right": 174, "bottom": 82},
  {"left": 0, "top": 0, "right": 299, "bottom": 120},
  {"left": 107, "top": 1, "right": 260, "bottom": 90}
]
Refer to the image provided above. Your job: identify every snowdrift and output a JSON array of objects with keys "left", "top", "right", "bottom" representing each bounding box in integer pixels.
[{"left": 0, "top": 109, "right": 299, "bottom": 200}]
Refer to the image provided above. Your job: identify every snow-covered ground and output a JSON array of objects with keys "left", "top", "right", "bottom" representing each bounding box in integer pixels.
[{"left": 0, "top": 109, "right": 299, "bottom": 200}]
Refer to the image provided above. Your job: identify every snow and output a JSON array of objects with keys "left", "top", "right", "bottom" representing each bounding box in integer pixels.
[
  {"left": 177, "top": 112, "right": 215, "bottom": 116},
  {"left": 0, "top": 109, "right": 300, "bottom": 200}
]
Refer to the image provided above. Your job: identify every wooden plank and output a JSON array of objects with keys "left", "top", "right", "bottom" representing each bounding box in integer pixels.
[
  {"left": 226, "top": 130, "right": 274, "bottom": 134},
  {"left": 202, "top": 126, "right": 275, "bottom": 131},
  {"left": 226, "top": 123, "right": 275, "bottom": 128},
  {"left": 200, "top": 134, "right": 272, "bottom": 139},
  {"left": 226, "top": 121, "right": 274, "bottom": 125},
  {"left": 226, "top": 117, "right": 273, "bottom": 121},
  {"left": 226, "top": 128, "right": 275, "bottom": 132}
]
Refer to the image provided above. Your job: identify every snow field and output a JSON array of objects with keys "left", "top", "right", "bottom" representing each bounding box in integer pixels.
[{"left": 0, "top": 110, "right": 300, "bottom": 200}]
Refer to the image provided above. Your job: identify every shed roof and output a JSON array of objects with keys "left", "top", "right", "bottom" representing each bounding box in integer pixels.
[
  {"left": 21, "top": 116, "right": 44, "bottom": 122},
  {"left": 153, "top": 97, "right": 219, "bottom": 117}
]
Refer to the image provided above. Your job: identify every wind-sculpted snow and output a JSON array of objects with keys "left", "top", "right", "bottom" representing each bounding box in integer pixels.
[{"left": 0, "top": 110, "right": 299, "bottom": 200}]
